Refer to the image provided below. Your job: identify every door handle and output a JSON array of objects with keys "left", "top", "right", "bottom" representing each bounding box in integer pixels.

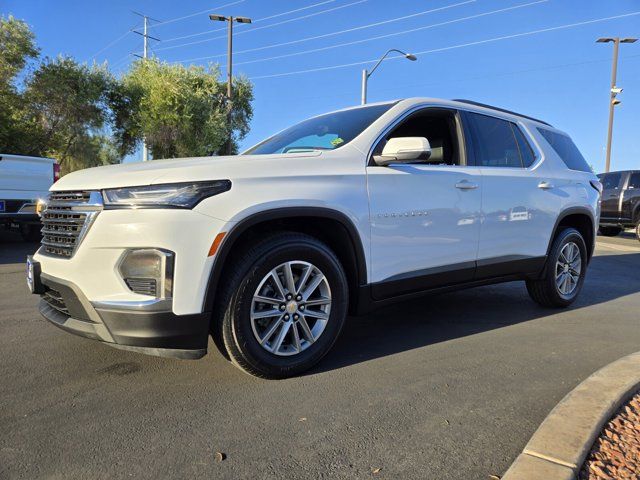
[
  {"left": 455, "top": 180, "right": 478, "bottom": 190},
  {"left": 538, "top": 181, "right": 554, "bottom": 190}
]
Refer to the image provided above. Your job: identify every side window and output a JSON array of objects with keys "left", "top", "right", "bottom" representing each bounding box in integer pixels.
[
  {"left": 600, "top": 172, "right": 622, "bottom": 190},
  {"left": 465, "top": 112, "right": 527, "bottom": 168},
  {"left": 373, "top": 108, "right": 462, "bottom": 165},
  {"left": 537, "top": 128, "right": 592, "bottom": 173},
  {"left": 628, "top": 172, "right": 640, "bottom": 189},
  {"left": 512, "top": 125, "right": 536, "bottom": 167}
]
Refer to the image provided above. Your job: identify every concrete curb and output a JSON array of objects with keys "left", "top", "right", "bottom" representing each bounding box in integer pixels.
[{"left": 503, "top": 351, "right": 640, "bottom": 480}]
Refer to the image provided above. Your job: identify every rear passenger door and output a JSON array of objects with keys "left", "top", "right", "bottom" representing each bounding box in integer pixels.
[{"left": 461, "top": 111, "right": 557, "bottom": 278}]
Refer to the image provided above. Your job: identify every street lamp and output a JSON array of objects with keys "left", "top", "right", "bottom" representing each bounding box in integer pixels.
[
  {"left": 209, "top": 14, "right": 252, "bottom": 154},
  {"left": 361, "top": 49, "right": 417, "bottom": 105},
  {"left": 596, "top": 37, "right": 637, "bottom": 172}
]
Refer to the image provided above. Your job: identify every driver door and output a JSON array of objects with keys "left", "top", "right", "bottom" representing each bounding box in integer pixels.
[{"left": 366, "top": 107, "right": 482, "bottom": 299}]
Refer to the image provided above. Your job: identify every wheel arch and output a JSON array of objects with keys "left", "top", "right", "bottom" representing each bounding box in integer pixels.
[
  {"left": 547, "top": 207, "right": 596, "bottom": 261},
  {"left": 202, "top": 207, "right": 368, "bottom": 316}
]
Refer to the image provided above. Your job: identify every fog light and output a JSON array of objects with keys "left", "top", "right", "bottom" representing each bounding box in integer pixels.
[{"left": 118, "top": 249, "right": 174, "bottom": 299}]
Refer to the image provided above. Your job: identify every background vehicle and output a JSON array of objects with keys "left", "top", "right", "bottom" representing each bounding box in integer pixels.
[
  {"left": 597, "top": 170, "right": 640, "bottom": 241},
  {"left": 28, "top": 98, "right": 600, "bottom": 379},
  {"left": 0, "top": 154, "right": 58, "bottom": 240}
]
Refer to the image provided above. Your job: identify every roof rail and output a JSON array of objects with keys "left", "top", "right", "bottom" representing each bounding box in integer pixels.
[{"left": 452, "top": 99, "right": 552, "bottom": 127}]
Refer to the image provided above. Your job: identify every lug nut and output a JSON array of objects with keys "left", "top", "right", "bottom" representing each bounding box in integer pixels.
[
  {"left": 284, "top": 314, "right": 290, "bottom": 320},
  {"left": 299, "top": 305, "right": 305, "bottom": 311},
  {"left": 293, "top": 314, "right": 299, "bottom": 320},
  {"left": 295, "top": 294, "right": 302, "bottom": 301},
  {"left": 279, "top": 304, "right": 286, "bottom": 311},
  {"left": 286, "top": 294, "right": 293, "bottom": 300}
]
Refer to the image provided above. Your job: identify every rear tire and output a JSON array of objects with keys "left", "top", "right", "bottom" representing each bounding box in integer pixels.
[
  {"left": 526, "top": 228, "right": 587, "bottom": 308},
  {"left": 216, "top": 232, "right": 348, "bottom": 379},
  {"left": 598, "top": 226, "right": 622, "bottom": 237},
  {"left": 635, "top": 221, "right": 640, "bottom": 242}
]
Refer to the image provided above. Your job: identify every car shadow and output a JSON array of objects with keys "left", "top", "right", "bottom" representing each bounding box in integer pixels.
[
  {"left": 0, "top": 229, "right": 39, "bottom": 266},
  {"left": 311, "top": 252, "right": 640, "bottom": 375}
]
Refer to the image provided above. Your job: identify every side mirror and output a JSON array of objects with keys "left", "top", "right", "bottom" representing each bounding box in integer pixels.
[{"left": 373, "top": 137, "right": 431, "bottom": 166}]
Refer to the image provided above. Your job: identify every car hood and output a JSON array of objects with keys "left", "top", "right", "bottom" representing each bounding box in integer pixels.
[{"left": 51, "top": 152, "right": 323, "bottom": 191}]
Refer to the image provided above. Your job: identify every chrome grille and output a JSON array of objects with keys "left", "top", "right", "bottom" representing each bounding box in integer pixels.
[{"left": 40, "top": 191, "right": 102, "bottom": 258}]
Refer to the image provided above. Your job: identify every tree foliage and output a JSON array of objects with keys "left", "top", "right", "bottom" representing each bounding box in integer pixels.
[
  {"left": 0, "top": 15, "right": 254, "bottom": 174},
  {"left": 118, "top": 59, "right": 253, "bottom": 159}
]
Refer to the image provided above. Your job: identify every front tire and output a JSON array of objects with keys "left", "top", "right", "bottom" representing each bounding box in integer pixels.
[
  {"left": 526, "top": 228, "right": 587, "bottom": 308},
  {"left": 599, "top": 226, "right": 622, "bottom": 237},
  {"left": 635, "top": 221, "right": 640, "bottom": 242},
  {"left": 217, "top": 233, "right": 348, "bottom": 379}
]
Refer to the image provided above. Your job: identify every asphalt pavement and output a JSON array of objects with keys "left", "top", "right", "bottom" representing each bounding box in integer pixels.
[{"left": 1, "top": 229, "right": 639, "bottom": 480}]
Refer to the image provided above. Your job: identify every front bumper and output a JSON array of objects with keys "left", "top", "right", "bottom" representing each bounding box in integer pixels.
[{"left": 37, "top": 271, "right": 210, "bottom": 359}]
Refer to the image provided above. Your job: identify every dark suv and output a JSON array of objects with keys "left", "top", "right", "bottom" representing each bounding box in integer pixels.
[{"left": 598, "top": 170, "right": 640, "bottom": 241}]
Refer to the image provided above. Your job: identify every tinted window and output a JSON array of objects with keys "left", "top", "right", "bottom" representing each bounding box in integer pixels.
[
  {"left": 512, "top": 125, "right": 536, "bottom": 167},
  {"left": 629, "top": 172, "right": 640, "bottom": 189},
  {"left": 465, "top": 112, "right": 528, "bottom": 168},
  {"left": 244, "top": 103, "right": 396, "bottom": 155},
  {"left": 537, "top": 128, "right": 592, "bottom": 172},
  {"left": 599, "top": 172, "right": 622, "bottom": 190}
]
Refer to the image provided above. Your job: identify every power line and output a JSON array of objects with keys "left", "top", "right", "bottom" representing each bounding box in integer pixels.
[
  {"left": 161, "top": 0, "right": 338, "bottom": 44},
  {"left": 248, "top": 53, "right": 640, "bottom": 107},
  {"left": 231, "top": 0, "right": 546, "bottom": 68},
  {"left": 173, "top": 0, "right": 477, "bottom": 64},
  {"left": 147, "top": 0, "right": 246, "bottom": 29},
  {"left": 248, "top": 10, "right": 640, "bottom": 80},
  {"left": 151, "top": 0, "right": 368, "bottom": 54},
  {"left": 87, "top": 26, "right": 138, "bottom": 62}
]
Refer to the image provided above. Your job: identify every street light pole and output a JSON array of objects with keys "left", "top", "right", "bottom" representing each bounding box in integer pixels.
[
  {"left": 597, "top": 37, "right": 637, "bottom": 173},
  {"left": 210, "top": 14, "right": 252, "bottom": 155},
  {"left": 361, "top": 49, "right": 417, "bottom": 105}
]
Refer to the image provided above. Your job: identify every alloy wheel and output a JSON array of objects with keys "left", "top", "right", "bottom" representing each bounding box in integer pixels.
[
  {"left": 250, "top": 261, "right": 332, "bottom": 356},
  {"left": 555, "top": 241, "right": 581, "bottom": 296}
]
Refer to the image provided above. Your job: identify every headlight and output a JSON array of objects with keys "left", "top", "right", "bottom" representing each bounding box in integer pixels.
[{"left": 103, "top": 180, "right": 231, "bottom": 209}]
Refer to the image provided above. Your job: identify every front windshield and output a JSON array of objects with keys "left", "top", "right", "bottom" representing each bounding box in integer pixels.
[{"left": 244, "top": 102, "right": 396, "bottom": 155}]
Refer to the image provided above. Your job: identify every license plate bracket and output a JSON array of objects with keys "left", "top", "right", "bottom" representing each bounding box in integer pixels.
[{"left": 26, "top": 256, "right": 45, "bottom": 294}]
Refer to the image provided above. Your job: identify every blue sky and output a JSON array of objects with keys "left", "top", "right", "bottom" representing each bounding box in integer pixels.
[{"left": 5, "top": 0, "right": 640, "bottom": 173}]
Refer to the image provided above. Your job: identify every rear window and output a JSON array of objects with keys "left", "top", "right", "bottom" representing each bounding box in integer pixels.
[
  {"left": 629, "top": 172, "right": 640, "bottom": 189},
  {"left": 465, "top": 112, "right": 535, "bottom": 168},
  {"left": 537, "top": 128, "right": 592, "bottom": 172}
]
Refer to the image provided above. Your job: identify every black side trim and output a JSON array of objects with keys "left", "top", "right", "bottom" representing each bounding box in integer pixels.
[
  {"left": 368, "top": 256, "right": 546, "bottom": 306},
  {"left": 372, "top": 261, "right": 475, "bottom": 300},
  {"left": 475, "top": 255, "right": 546, "bottom": 280},
  {"left": 202, "top": 207, "right": 368, "bottom": 312}
]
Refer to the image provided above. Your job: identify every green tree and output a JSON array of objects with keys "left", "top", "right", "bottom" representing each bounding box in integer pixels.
[
  {"left": 118, "top": 59, "right": 253, "bottom": 159},
  {"left": 0, "top": 15, "right": 39, "bottom": 151},
  {"left": 21, "top": 56, "right": 117, "bottom": 173}
]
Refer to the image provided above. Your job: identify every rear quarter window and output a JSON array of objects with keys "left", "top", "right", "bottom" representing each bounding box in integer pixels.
[{"left": 537, "top": 128, "right": 592, "bottom": 173}]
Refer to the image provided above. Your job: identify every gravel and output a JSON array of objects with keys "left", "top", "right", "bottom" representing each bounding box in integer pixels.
[{"left": 580, "top": 391, "right": 640, "bottom": 479}]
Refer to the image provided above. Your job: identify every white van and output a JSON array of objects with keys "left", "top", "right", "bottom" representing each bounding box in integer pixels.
[{"left": 0, "top": 154, "right": 58, "bottom": 240}]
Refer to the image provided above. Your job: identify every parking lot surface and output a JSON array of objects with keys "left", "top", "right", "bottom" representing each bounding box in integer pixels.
[{"left": 1, "top": 230, "right": 639, "bottom": 479}]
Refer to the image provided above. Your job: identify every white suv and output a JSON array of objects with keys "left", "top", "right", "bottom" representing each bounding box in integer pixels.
[{"left": 28, "top": 98, "right": 601, "bottom": 378}]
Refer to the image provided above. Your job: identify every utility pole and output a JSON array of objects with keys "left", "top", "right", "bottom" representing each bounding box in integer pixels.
[
  {"left": 133, "top": 12, "right": 160, "bottom": 161},
  {"left": 596, "top": 37, "right": 637, "bottom": 173},
  {"left": 209, "top": 14, "right": 252, "bottom": 155}
]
